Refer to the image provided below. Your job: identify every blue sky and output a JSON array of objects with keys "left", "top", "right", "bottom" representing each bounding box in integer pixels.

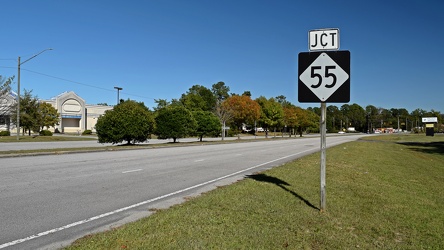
[{"left": 1, "top": 0, "right": 443, "bottom": 112}]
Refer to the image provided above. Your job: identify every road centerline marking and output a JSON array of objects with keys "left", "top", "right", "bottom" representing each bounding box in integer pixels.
[{"left": 122, "top": 169, "right": 143, "bottom": 174}]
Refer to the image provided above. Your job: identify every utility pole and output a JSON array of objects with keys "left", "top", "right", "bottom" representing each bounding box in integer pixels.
[
  {"left": 17, "top": 56, "right": 21, "bottom": 141},
  {"left": 16, "top": 48, "right": 53, "bottom": 140}
]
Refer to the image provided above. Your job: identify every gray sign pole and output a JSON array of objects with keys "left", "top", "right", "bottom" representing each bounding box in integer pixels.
[{"left": 320, "top": 102, "right": 327, "bottom": 212}]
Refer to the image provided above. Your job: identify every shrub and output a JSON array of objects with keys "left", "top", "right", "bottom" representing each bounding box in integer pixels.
[
  {"left": 227, "top": 128, "right": 238, "bottom": 137},
  {"left": 192, "top": 111, "right": 221, "bottom": 142},
  {"left": 39, "top": 130, "right": 53, "bottom": 136},
  {"left": 82, "top": 129, "right": 92, "bottom": 135},
  {"left": 0, "top": 131, "right": 11, "bottom": 136},
  {"left": 154, "top": 106, "right": 197, "bottom": 143},
  {"left": 96, "top": 100, "right": 154, "bottom": 144}
]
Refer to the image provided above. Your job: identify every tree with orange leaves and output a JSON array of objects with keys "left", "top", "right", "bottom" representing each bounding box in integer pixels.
[
  {"left": 294, "top": 106, "right": 319, "bottom": 137},
  {"left": 283, "top": 105, "right": 299, "bottom": 137},
  {"left": 222, "top": 95, "right": 260, "bottom": 138}
]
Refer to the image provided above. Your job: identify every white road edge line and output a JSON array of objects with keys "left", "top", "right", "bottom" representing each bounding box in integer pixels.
[
  {"left": 122, "top": 169, "right": 143, "bottom": 174},
  {"left": 0, "top": 148, "right": 316, "bottom": 249}
]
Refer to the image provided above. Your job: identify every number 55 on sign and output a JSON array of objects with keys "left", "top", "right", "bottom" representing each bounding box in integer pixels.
[{"left": 298, "top": 50, "right": 350, "bottom": 103}]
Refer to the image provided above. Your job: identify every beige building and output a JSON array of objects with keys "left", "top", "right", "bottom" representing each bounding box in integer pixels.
[
  {"left": 0, "top": 91, "right": 113, "bottom": 134},
  {"left": 0, "top": 91, "right": 16, "bottom": 132}
]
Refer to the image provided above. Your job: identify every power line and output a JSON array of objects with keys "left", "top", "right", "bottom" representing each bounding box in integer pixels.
[
  {"left": 0, "top": 65, "right": 156, "bottom": 101},
  {"left": 23, "top": 68, "right": 114, "bottom": 92}
]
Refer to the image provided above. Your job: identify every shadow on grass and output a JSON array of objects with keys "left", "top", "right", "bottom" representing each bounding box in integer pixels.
[
  {"left": 397, "top": 141, "right": 444, "bottom": 155},
  {"left": 246, "top": 173, "right": 319, "bottom": 210}
]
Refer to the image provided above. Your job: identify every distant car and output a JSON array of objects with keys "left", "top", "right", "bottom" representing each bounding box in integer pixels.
[
  {"left": 256, "top": 127, "right": 264, "bottom": 132},
  {"left": 338, "top": 131, "right": 345, "bottom": 134}
]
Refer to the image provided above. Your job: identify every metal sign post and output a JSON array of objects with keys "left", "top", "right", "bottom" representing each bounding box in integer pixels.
[{"left": 320, "top": 102, "right": 327, "bottom": 211}]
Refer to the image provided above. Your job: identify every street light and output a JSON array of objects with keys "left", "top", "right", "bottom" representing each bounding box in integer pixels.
[
  {"left": 17, "top": 48, "right": 53, "bottom": 141},
  {"left": 114, "top": 86, "right": 122, "bottom": 105}
]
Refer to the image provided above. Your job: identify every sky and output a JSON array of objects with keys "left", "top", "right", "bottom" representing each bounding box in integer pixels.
[{"left": 1, "top": 0, "right": 443, "bottom": 113}]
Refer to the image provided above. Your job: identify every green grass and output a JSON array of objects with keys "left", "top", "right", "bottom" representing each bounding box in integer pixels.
[{"left": 60, "top": 134, "right": 441, "bottom": 249}]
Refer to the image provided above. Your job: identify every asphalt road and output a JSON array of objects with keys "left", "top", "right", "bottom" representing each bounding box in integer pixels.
[{"left": 0, "top": 134, "right": 369, "bottom": 249}]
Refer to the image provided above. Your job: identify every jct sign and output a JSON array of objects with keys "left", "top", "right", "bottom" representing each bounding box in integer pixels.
[
  {"left": 309, "top": 29, "right": 339, "bottom": 51},
  {"left": 298, "top": 50, "right": 350, "bottom": 103}
]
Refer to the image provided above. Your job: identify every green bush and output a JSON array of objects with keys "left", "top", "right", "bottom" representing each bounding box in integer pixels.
[
  {"left": 227, "top": 128, "right": 238, "bottom": 137},
  {"left": 39, "top": 130, "right": 53, "bottom": 136},
  {"left": 154, "top": 105, "right": 196, "bottom": 143},
  {"left": 0, "top": 131, "right": 11, "bottom": 136},
  {"left": 96, "top": 100, "right": 154, "bottom": 144},
  {"left": 82, "top": 129, "right": 92, "bottom": 135},
  {"left": 192, "top": 111, "right": 221, "bottom": 142}
]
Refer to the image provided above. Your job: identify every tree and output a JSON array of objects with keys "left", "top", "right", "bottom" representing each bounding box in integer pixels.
[
  {"left": 37, "top": 102, "right": 59, "bottom": 130},
  {"left": 155, "top": 105, "right": 197, "bottom": 143},
  {"left": 95, "top": 100, "right": 154, "bottom": 144},
  {"left": 222, "top": 95, "right": 260, "bottom": 138},
  {"left": 180, "top": 85, "right": 216, "bottom": 112},
  {"left": 0, "top": 76, "right": 12, "bottom": 95},
  {"left": 308, "top": 106, "right": 321, "bottom": 117},
  {"left": 214, "top": 99, "right": 233, "bottom": 140},
  {"left": 349, "top": 103, "right": 366, "bottom": 131},
  {"left": 341, "top": 103, "right": 365, "bottom": 131},
  {"left": 378, "top": 108, "right": 392, "bottom": 130},
  {"left": 294, "top": 107, "right": 318, "bottom": 136},
  {"left": 365, "top": 105, "right": 379, "bottom": 133},
  {"left": 211, "top": 81, "right": 230, "bottom": 101},
  {"left": 10, "top": 89, "right": 39, "bottom": 135},
  {"left": 411, "top": 108, "right": 426, "bottom": 130},
  {"left": 390, "top": 108, "right": 410, "bottom": 130},
  {"left": 283, "top": 104, "right": 299, "bottom": 137},
  {"left": 170, "top": 98, "right": 182, "bottom": 106},
  {"left": 10, "top": 90, "right": 60, "bottom": 135},
  {"left": 154, "top": 99, "right": 171, "bottom": 111},
  {"left": 327, "top": 105, "right": 342, "bottom": 132},
  {"left": 275, "top": 95, "right": 292, "bottom": 107},
  {"left": 255, "top": 96, "right": 284, "bottom": 137},
  {"left": 192, "top": 111, "right": 220, "bottom": 142}
]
